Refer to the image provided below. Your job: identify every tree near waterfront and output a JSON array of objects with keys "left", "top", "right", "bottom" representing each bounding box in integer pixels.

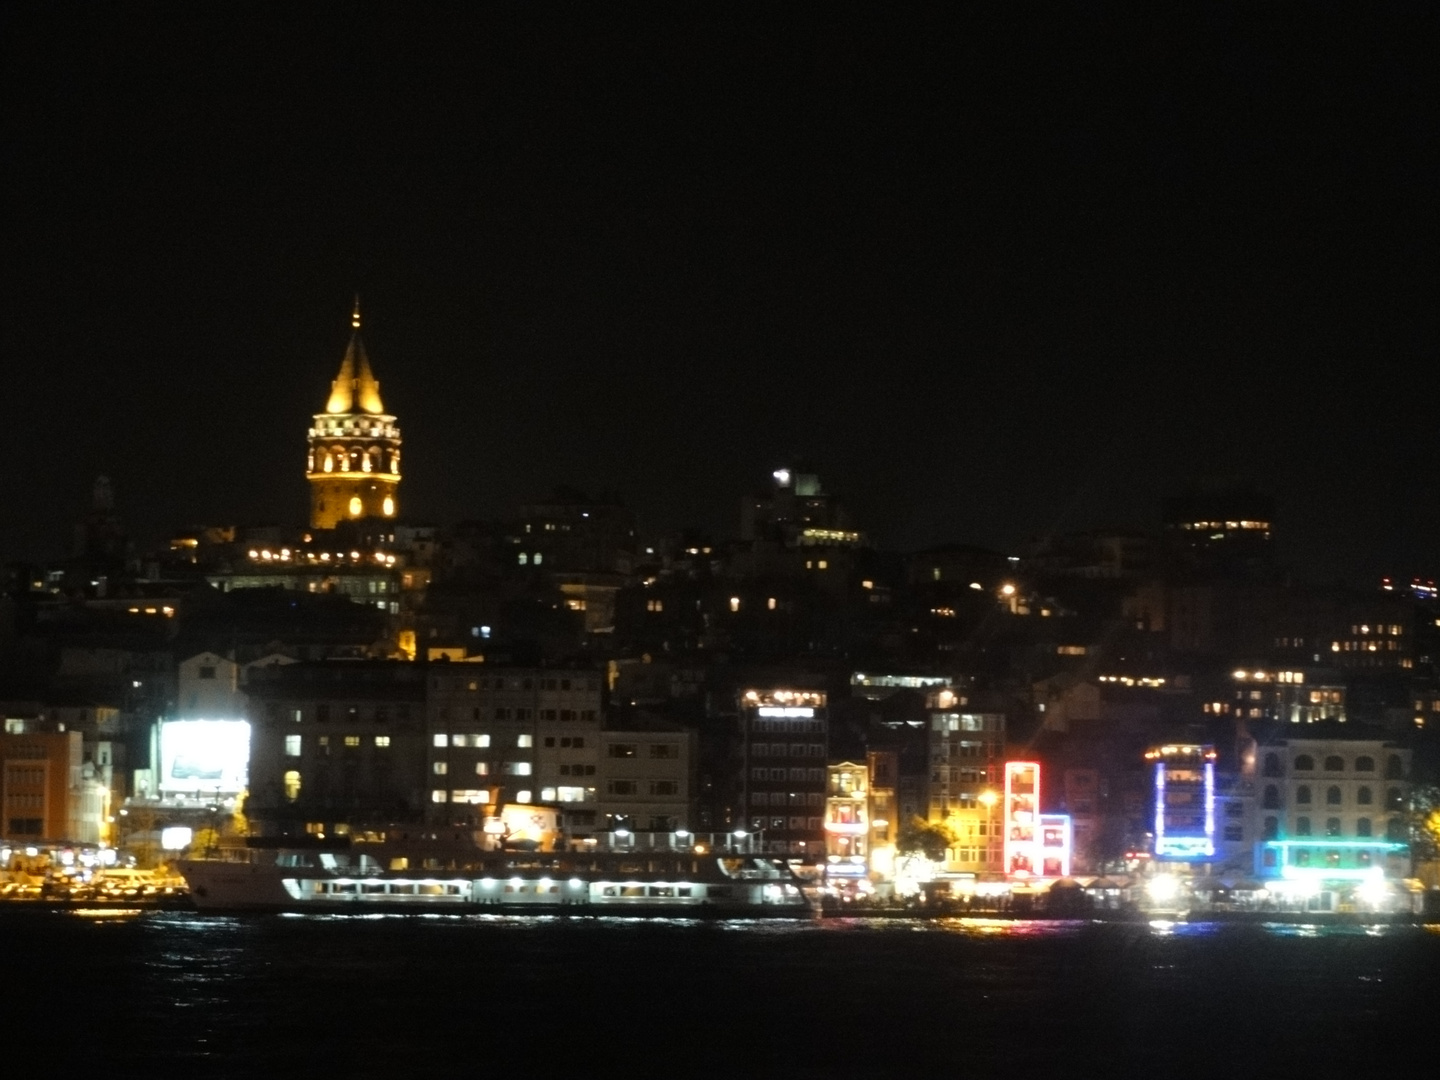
[
  {"left": 1410, "top": 785, "right": 1440, "bottom": 888},
  {"left": 897, "top": 817, "right": 955, "bottom": 863}
]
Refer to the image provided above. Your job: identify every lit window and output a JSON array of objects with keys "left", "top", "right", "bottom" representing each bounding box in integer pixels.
[
  {"left": 475, "top": 762, "right": 489, "bottom": 775},
  {"left": 518, "top": 553, "right": 528, "bottom": 565},
  {"left": 375, "top": 736, "right": 390, "bottom": 748},
  {"left": 284, "top": 735, "right": 301, "bottom": 757},
  {"left": 344, "top": 736, "right": 360, "bottom": 747},
  {"left": 349, "top": 496, "right": 363, "bottom": 517},
  {"left": 283, "top": 770, "right": 301, "bottom": 802},
  {"left": 541, "top": 787, "right": 557, "bottom": 802},
  {"left": 433, "top": 734, "right": 448, "bottom": 747},
  {"left": 433, "top": 762, "right": 448, "bottom": 775},
  {"left": 504, "top": 762, "right": 533, "bottom": 776},
  {"left": 431, "top": 789, "right": 448, "bottom": 803},
  {"left": 730, "top": 597, "right": 741, "bottom": 612},
  {"left": 516, "top": 790, "right": 532, "bottom": 803},
  {"left": 533, "top": 553, "right": 543, "bottom": 565},
  {"left": 517, "top": 734, "right": 533, "bottom": 748}
]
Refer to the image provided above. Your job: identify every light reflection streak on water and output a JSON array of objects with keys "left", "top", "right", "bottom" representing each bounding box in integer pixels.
[{"left": 138, "top": 910, "right": 1431, "bottom": 941}]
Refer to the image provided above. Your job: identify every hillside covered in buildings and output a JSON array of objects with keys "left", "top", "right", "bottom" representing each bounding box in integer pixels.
[{"left": 3, "top": 308, "right": 1437, "bottom": 912}]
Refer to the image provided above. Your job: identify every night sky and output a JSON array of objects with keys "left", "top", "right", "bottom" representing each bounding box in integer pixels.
[{"left": 3, "top": 10, "right": 1434, "bottom": 584}]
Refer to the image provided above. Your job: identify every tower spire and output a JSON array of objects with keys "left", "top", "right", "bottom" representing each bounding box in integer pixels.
[{"left": 309, "top": 297, "right": 402, "bottom": 528}]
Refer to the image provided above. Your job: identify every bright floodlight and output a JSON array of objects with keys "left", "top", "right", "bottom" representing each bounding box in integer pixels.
[{"left": 1147, "top": 875, "right": 1181, "bottom": 903}]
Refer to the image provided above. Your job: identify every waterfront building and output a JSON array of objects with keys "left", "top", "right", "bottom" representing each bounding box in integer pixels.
[
  {"left": 1254, "top": 727, "right": 1412, "bottom": 904},
  {"left": 925, "top": 693, "right": 1004, "bottom": 875},
  {"left": 737, "top": 687, "right": 829, "bottom": 856},
  {"left": 426, "top": 665, "right": 604, "bottom": 840},
  {"left": 866, "top": 749, "right": 899, "bottom": 881},
  {"left": 0, "top": 730, "right": 105, "bottom": 845},
  {"left": 244, "top": 661, "right": 428, "bottom": 837},
  {"left": 596, "top": 727, "right": 696, "bottom": 835},
  {"left": 824, "top": 760, "right": 868, "bottom": 884},
  {"left": 307, "top": 300, "right": 402, "bottom": 530},
  {"left": 1148, "top": 744, "right": 1217, "bottom": 862}
]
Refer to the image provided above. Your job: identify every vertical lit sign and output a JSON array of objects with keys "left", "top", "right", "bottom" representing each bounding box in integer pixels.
[
  {"left": 1038, "top": 813, "right": 1071, "bottom": 878},
  {"left": 1151, "top": 745, "right": 1216, "bottom": 860},
  {"left": 1004, "top": 761, "right": 1040, "bottom": 877}
]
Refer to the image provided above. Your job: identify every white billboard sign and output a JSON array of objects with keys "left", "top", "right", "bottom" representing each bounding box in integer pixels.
[{"left": 158, "top": 719, "right": 250, "bottom": 796}]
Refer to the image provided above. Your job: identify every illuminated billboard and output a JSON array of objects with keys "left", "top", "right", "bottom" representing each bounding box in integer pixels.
[
  {"left": 1038, "top": 813, "right": 1072, "bottom": 878},
  {"left": 1004, "top": 761, "right": 1040, "bottom": 877},
  {"left": 158, "top": 719, "right": 250, "bottom": 796}
]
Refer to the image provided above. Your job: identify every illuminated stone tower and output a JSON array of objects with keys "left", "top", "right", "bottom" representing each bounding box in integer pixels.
[{"left": 306, "top": 299, "right": 402, "bottom": 530}]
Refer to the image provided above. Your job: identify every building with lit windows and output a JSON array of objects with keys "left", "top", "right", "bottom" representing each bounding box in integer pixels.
[
  {"left": 243, "top": 661, "right": 428, "bottom": 837},
  {"left": 1256, "top": 729, "right": 1411, "bottom": 848},
  {"left": 1327, "top": 609, "right": 1415, "bottom": 671},
  {"left": 307, "top": 300, "right": 402, "bottom": 530},
  {"left": 596, "top": 728, "right": 696, "bottom": 835},
  {"left": 426, "top": 666, "right": 604, "bottom": 839},
  {"left": 866, "top": 750, "right": 899, "bottom": 881},
  {"left": 1161, "top": 488, "right": 1274, "bottom": 563},
  {"left": 737, "top": 688, "right": 829, "bottom": 857},
  {"left": 926, "top": 694, "right": 1005, "bottom": 874},
  {"left": 1227, "top": 667, "right": 1345, "bottom": 725},
  {"left": 824, "top": 761, "right": 868, "bottom": 877},
  {"left": 740, "top": 468, "right": 860, "bottom": 548},
  {"left": 1253, "top": 727, "right": 1412, "bottom": 907}
]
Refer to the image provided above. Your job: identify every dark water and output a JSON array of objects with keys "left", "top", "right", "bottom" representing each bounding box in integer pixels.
[{"left": 4, "top": 910, "right": 1437, "bottom": 1078}]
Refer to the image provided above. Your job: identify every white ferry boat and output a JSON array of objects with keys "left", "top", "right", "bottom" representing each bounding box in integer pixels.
[{"left": 180, "top": 834, "right": 812, "bottom": 917}]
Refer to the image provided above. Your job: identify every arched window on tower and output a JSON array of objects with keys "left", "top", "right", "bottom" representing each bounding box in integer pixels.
[
  {"left": 323, "top": 453, "right": 334, "bottom": 473},
  {"left": 362, "top": 452, "right": 372, "bottom": 473}
]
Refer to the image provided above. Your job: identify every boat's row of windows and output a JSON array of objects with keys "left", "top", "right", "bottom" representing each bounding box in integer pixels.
[{"left": 307, "top": 881, "right": 706, "bottom": 898}]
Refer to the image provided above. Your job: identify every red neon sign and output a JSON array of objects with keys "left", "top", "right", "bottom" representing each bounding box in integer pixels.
[{"left": 1004, "top": 761, "right": 1040, "bottom": 877}]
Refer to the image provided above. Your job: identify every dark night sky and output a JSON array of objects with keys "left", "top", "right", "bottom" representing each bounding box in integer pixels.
[{"left": 3, "top": 10, "right": 1435, "bottom": 584}]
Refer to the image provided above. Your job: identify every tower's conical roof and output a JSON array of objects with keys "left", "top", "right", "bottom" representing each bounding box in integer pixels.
[{"left": 324, "top": 297, "right": 385, "bottom": 415}]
